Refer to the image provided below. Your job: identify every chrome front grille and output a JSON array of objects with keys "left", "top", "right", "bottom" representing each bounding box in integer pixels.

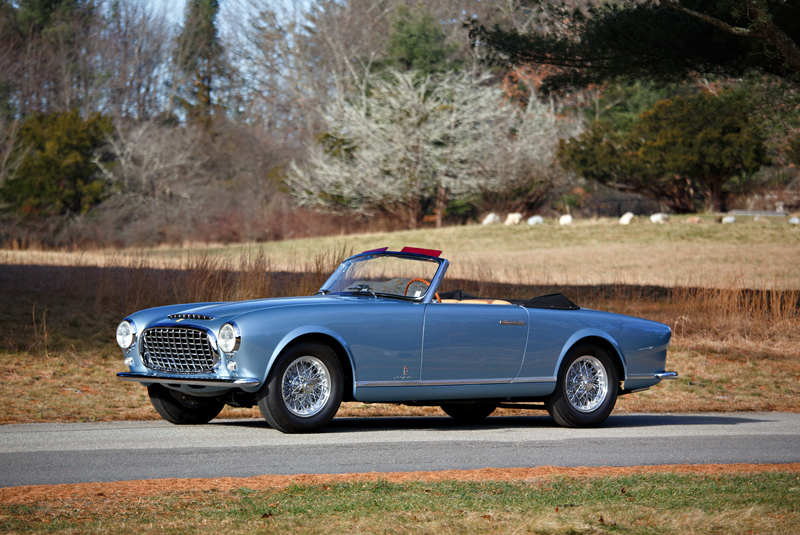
[{"left": 141, "top": 327, "right": 219, "bottom": 373}]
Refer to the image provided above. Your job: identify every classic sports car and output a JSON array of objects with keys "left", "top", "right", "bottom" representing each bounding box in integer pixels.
[{"left": 117, "top": 247, "right": 676, "bottom": 433}]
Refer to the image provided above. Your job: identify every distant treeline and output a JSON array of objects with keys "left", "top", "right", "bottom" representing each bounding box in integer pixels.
[{"left": 0, "top": 0, "right": 798, "bottom": 247}]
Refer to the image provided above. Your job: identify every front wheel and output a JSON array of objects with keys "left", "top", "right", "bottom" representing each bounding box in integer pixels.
[
  {"left": 148, "top": 384, "right": 224, "bottom": 425},
  {"left": 545, "top": 344, "right": 618, "bottom": 428},
  {"left": 257, "top": 342, "right": 343, "bottom": 433}
]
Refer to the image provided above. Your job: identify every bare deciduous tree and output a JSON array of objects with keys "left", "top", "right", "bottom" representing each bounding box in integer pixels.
[
  {"left": 0, "top": 116, "right": 23, "bottom": 189},
  {"left": 226, "top": 0, "right": 394, "bottom": 140},
  {"left": 96, "top": 121, "right": 209, "bottom": 209},
  {"left": 102, "top": 1, "right": 173, "bottom": 121}
]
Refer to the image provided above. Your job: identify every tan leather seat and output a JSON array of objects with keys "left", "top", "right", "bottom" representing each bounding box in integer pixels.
[{"left": 455, "top": 299, "right": 511, "bottom": 305}]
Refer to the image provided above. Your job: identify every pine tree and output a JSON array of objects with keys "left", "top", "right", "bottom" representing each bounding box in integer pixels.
[
  {"left": 386, "top": 3, "right": 458, "bottom": 75},
  {"left": 175, "top": 0, "right": 224, "bottom": 127}
]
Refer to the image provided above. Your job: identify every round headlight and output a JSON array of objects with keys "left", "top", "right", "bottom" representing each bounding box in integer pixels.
[
  {"left": 218, "top": 323, "right": 240, "bottom": 354},
  {"left": 116, "top": 320, "right": 135, "bottom": 349}
]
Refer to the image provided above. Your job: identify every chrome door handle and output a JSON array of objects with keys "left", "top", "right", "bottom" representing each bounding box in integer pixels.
[{"left": 499, "top": 320, "right": 526, "bottom": 326}]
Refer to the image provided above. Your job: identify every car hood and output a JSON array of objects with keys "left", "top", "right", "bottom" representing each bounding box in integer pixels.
[{"left": 177, "top": 296, "right": 330, "bottom": 319}]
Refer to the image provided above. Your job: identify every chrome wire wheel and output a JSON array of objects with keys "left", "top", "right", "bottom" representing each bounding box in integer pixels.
[
  {"left": 281, "top": 356, "right": 331, "bottom": 417},
  {"left": 565, "top": 355, "right": 609, "bottom": 413}
]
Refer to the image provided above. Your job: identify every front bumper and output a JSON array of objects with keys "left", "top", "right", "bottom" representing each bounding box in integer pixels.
[{"left": 117, "top": 371, "right": 260, "bottom": 388}]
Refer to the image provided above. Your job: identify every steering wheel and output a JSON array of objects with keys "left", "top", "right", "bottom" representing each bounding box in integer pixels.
[{"left": 404, "top": 278, "right": 441, "bottom": 303}]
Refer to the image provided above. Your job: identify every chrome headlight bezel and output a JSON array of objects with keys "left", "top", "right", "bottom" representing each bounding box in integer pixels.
[
  {"left": 218, "top": 322, "right": 241, "bottom": 354},
  {"left": 116, "top": 319, "right": 137, "bottom": 350}
]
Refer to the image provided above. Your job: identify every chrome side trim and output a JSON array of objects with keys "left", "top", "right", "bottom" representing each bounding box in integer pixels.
[
  {"left": 512, "top": 376, "right": 557, "bottom": 384},
  {"left": 355, "top": 376, "right": 555, "bottom": 388},
  {"left": 117, "top": 372, "right": 260, "bottom": 388},
  {"left": 500, "top": 320, "right": 526, "bottom": 326},
  {"left": 355, "top": 380, "right": 419, "bottom": 387}
]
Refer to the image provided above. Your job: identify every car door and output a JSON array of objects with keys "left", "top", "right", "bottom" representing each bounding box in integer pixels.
[{"left": 420, "top": 303, "right": 529, "bottom": 383}]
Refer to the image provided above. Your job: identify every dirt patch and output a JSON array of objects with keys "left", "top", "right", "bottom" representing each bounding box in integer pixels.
[{"left": 2, "top": 463, "right": 798, "bottom": 506}]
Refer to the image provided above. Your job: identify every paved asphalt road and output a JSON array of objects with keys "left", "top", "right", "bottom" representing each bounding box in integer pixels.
[{"left": 2, "top": 412, "right": 799, "bottom": 487}]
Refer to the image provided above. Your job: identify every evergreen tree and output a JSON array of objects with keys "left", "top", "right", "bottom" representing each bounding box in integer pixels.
[
  {"left": 470, "top": 1, "right": 800, "bottom": 94},
  {"left": 175, "top": 0, "right": 224, "bottom": 127},
  {"left": 559, "top": 91, "right": 769, "bottom": 212},
  {"left": 14, "top": 0, "right": 90, "bottom": 34},
  {"left": 0, "top": 110, "right": 113, "bottom": 215},
  {"left": 386, "top": 3, "right": 458, "bottom": 75}
]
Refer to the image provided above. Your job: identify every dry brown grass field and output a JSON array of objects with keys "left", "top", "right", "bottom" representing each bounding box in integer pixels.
[{"left": 1, "top": 214, "right": 798, "bottom": 424}]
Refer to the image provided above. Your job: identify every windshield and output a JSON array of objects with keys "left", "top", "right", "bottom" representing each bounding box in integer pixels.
[{"left": 321, "top": 254, "right": 441, "bottom": 300}]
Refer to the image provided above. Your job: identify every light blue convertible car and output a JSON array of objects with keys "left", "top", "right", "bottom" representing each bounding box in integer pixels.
[{"left": 117, "top": 247, "right": 676, "bottom": 433}]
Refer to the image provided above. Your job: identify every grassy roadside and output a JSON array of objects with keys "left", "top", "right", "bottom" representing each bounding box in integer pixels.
[{"left": 2, "top": 471, "right": 799, "bottom": 534}]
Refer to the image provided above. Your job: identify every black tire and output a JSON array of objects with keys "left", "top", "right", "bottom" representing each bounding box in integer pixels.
[
  {"left": 148, "top": 384, "right": 224, "bottom": 425},
  {"left": 440, "top": 402, "right": 496, "bottom": 423},
  {"left": 545, "top": 344, "right": 619, "bottom": 428},
  {"left": 257, "top": 342, "right": 343, "bottom": 434}
]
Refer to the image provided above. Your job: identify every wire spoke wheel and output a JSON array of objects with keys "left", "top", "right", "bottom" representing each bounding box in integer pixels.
[
  {"left": 545, "top": 344, "right": 618, "bottom": 428},
  {"left": 281, "top": 356, "right": 331, "bottom": 417},
  {"left": 565, "top": 356, "right": 608, "bottom": 412}
]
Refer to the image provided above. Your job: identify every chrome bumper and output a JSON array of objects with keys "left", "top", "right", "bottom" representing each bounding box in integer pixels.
[
  {"left": 627, "top": 371, "right": 679, "bottom": 381},
  {"left": 117, "top": 372, "right": 260, "bottom": 388},
  {"left": 656, "top": 371, "right": 679, "bottom": 379}
]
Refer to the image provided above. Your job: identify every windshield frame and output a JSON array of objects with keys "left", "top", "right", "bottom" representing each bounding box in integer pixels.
[{"left": 318, "top": 251, "right": 449, "bottom": 304}]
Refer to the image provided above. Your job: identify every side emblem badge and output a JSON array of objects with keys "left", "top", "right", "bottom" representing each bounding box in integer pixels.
[{"left": 403, "top": 366, "right": 409, "bottom": 376}]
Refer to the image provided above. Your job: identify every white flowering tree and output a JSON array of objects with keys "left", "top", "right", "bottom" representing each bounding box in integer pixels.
[{"left": 287, "top": 69, "right": 572, "bottom": 228}]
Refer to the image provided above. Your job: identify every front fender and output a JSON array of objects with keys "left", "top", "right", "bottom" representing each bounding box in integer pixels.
[{"left": 262, "top": 325, "right": 357, "bottom": 387}]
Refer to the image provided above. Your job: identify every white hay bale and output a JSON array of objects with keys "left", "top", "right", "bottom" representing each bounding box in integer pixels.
[
  {"left": 789, "top": 217, "right": 799, "bottom": 225},
  {"left": 527, "top": 215, "right": 544, "bottom": 226},
  {"left": 504, "top": 213, "right": 523, "bottom": 226},
  {"left": 619, "top": 212, "right": 635, "bottom": 225},
  {"left": 559, "top": 214, "right": 573, "bottom": 226},
  {"left": 482, "top": 213, "right": 501, "bottom": 226},
  {"left": 722, "top": 215, "right": 736, "bottom": 224},
  {"left": 650, "top": 212, "right": 669, "bottom": 224}
]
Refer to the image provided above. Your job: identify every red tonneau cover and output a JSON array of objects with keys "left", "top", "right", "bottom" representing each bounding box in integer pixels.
[{"left": 400, "top": 246, "right": 442, "bottom": 257}]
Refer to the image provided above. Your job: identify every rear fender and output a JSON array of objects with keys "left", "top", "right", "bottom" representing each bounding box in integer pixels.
[{"left": 553, "top": 329, "right": 627, "bottom": 379}]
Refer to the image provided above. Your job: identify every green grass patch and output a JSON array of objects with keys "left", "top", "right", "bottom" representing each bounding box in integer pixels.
[{"left": 2, "top": 473, "right": 799, "bottom": 534}]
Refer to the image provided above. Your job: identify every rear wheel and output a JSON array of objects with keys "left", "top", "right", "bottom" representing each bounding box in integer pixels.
[
  {"left": 545, "top": 344, "right": 618, "bottom": 428},
  {"left": 440, "top": 402, "right": 496, "bottom": 423},
  {"left": 148, "top": 384, "right": 224, "bottom": 425},
  {"left": 257, "top": 342, "right": 343, "bottom": 433}
]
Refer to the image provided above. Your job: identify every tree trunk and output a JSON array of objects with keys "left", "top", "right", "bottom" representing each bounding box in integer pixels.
[
  {"left": 707, "top": 177, "right": 726, "bottom": 213},
  {"left": 434, "top": 184, "right": 449, "bottom": 228},
  {"left": 406, "top": 197, "right": 420, "bottom": 229}
]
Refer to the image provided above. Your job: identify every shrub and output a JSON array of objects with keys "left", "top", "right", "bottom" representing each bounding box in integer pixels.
[{"left": 1, "top": 109, "right": 113, "bottom": 216}]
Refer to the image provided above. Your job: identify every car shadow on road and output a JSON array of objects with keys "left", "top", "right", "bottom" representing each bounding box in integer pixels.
[{"left": 214, "top": 412, "right": 772, "bottom": 432}]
